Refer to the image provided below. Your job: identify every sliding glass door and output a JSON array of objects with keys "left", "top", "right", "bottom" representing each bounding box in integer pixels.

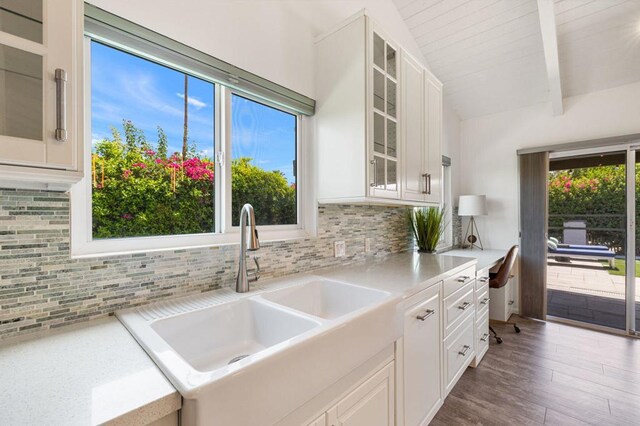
[{"left": 547, "top": 146, "right": 638, "bottom": 335}]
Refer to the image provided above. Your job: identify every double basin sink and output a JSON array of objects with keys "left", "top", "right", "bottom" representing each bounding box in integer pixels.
[{"left": 118, "top": 277, "right": 401, "bottom": 425}]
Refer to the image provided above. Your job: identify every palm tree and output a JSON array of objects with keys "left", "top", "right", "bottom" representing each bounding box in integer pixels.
[{"left": 182, "top": 74, "right": 189, "bottom": 160}]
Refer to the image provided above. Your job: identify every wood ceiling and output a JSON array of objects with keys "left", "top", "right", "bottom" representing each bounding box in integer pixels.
[{"left": 393, "top": 0, "right": 640, "bottom": 119}]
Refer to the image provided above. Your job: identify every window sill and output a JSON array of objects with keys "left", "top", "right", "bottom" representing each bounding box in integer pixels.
[{"left": 70, "top": 227, "right": 313, "bottom": 259}]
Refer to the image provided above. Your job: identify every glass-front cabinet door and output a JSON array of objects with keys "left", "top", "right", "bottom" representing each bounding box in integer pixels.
[
  {"left": 0, "top": 0, "right": 77, "bottom": 170},
  {"left": 369, "top": 28, "right": 399, "bottom": 199}
]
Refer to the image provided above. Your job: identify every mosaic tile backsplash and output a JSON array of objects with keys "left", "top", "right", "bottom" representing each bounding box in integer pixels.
[{"left": 0, "top": 189, "right": 412, "bottom": 340}]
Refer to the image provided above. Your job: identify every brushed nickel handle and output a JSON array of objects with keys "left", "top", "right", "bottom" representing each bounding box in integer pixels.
[
  {"left": 370, "top": 159, "right": 377, "bottom": 187},
  {"left": 479, "top": 277, "right": 489, "bottom": 282},
  {"left": 421, "top": 173, "right": 429, "bottom": 194},
  {"left": 456, "top": 276, "right": 470, "bottom": 283},
  {"left": 457, "top": 301, "right": 471, "bottom": 310},
  {"left": 427, "top": 173, "right": 431, "bottom": 194},
  {"left": 55, "top": 68, "right": 67, "bottom": 142},
  {"left": 480, "top": 333, "right": 489, "bottom": 342},
  {"left": 508, "top": 300, "right": 515, "bottom": 306},
  {"left": 480, "top": 297, "right": 490, "bottom": 305},
  {"left": 416, "top": 309, "right": 435, "bottom": 321},
  {"left": 458, "top": 345, "right": 471, "bottom": 356}
]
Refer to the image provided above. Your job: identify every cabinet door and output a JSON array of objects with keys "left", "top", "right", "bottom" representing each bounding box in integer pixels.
[
  {"left": 369, "top": 27, "right": 400, "bottom": 199},
  {"left": 0, "top": 0, "right": 77, "bottom": 170},
  {"left": 424, "top": 75, "right": 442, "bottom": 204},
  {"left": 307, "top": 413, "right": 326, "bottom": 426},
  {"left": 326, "top": 362, "right": 394, "bottom": 426},
  {"left": 403, "top": 288, "right": 442, "bottom": 426},
  {"left": 400, "top": 52, "right": 426, "bottom": 202}
]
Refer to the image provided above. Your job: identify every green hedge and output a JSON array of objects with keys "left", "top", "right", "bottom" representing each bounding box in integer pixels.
[
  {"left": 548, "top": 164, "right": 639, "bottom": 254},
  {"left": 91, "top": 121, "right": 296, "bottom": 239}
]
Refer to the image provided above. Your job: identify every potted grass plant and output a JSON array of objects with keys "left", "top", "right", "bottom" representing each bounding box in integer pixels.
[{"left": 407, "top": 206, "right": 448, "bottom": 253}]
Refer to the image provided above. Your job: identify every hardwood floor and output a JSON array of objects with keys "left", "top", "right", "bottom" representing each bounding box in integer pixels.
[{"left": 432, "top": 316, "right": 640, "bottom": 426}]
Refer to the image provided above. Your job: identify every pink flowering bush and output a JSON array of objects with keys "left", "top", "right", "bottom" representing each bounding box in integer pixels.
[{"left": 92, "top": 120, "right": 295, "bottom": 238}]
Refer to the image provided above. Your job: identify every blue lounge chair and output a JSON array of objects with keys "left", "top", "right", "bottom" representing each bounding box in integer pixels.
[
  {"left": 557, "top": 244, "right": 609, "bottom": 251},
  {"left": 548, "top": 246, "right": 615, "bottom": 268}
]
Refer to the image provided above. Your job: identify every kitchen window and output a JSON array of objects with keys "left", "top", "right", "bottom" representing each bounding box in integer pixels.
[{"left": 71, "top": 6, "right": 313, "bottom": 257}]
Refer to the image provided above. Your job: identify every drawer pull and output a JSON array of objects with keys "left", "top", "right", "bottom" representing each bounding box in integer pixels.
[
  {"left": 508, "top": 300, "right": 515, "bottom": 306},
  {"left": 457, "top": 301, "right": 471, "bottom": 310},
  {"left": 456, "top": 276, "right": 470, "bottom": 283},
  {"left": 480, "top": 333, "right": 490, "bottom": 342},
  {"left": 480, "top": 297, "right": 490, "bottom": 305},
  {"left": 416, "top": 309, "right": 435, "bottom": 321},
  {"left": 458, "top": 345, "right": 471, "bottom": 356},
  {"left": 479, "top": 276, "right": 489, "bottom": 282},
  {"left": 55, "top": 68, "right": 68, "bottom": 142}
]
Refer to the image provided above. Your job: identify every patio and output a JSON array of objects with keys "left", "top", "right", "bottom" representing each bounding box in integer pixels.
[{"left": 547, "top": 258, "right": 640, "bottom": 330}]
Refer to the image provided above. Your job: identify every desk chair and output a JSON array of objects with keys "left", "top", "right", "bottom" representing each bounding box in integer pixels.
[{"left": 489, "top": 245, "right": 520, "bottom": 344}]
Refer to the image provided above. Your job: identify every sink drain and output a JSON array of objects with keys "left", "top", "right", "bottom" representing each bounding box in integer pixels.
[{"left": 228, "top": 354, "right": 250, "bottom": 364}]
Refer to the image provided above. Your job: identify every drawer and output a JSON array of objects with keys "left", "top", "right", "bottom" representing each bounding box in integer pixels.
[
  {"left": 477, "top": 310, "right": 490, "bottom": 353},
  {"left": 476, "top": 286, "right": 490, "bottom": 317},
  {"left": 444, "top": 317, "right": 475, "bottom": 393},
  {"left": 443, "top": 265, "right": 476, "bottom": 298},
  {"left": 444, "top": 281, "right": 475, "bottom": 336},
  {"left": 475, "top": 274, "right": 490, "bottom": 292}
]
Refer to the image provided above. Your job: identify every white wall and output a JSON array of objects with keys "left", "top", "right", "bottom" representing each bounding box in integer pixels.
[
  {"left": 87, "top": 0, "right": 428, "bottom": 99},
  {"left": 459, "top": 81, "right": 640, "bottom": 249}
]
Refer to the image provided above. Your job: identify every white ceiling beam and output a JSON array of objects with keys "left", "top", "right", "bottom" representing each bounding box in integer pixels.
[{"left": 537, "top": 0, "right": 563, "bottom": 115}]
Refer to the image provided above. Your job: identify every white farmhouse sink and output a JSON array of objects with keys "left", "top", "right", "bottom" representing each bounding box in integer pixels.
[
  {"left": 260, "top": 279, "right": 390, "bottom": 319},
  {"left": 150, "top": 298, "right": 321, "bottom": 372},
  {"left": 118, "top": 275, "right": 401, "bottom": 426}
]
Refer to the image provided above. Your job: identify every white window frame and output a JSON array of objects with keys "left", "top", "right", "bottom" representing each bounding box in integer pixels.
[{"left": 70, "top": 37, "right": 315, "bottom": 258}]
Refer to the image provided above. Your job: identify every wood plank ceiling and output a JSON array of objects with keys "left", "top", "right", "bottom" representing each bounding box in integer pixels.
[{"left": 393, "top": 0, "right": 640, "bottom": 119}]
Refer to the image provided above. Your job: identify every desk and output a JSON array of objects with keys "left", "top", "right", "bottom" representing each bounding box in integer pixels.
[{"left": 442, "top": 248, "right": 505, "bottom": 271}]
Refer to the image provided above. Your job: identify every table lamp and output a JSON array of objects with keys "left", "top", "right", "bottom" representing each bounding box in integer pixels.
[{"left": 458, "top": 195, "right": 487, "bottom": 250}]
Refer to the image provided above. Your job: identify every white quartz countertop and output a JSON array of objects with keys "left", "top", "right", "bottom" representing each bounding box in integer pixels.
[
  {"left": 0, "top": 317, "right": 181, "bottom": 426},
  {"left": 0, "top": 251, "right": 479, "bottom": 426},
  {"left": 316, "top": 252, "right": 477, "bottom": 297},
  {"left": 441, "top": 248, "right": 506, "bottom": 271}
]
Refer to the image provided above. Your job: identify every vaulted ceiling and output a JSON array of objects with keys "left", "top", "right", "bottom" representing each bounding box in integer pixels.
[{"left": 393, "top": 0, "right": 640, "bottom": 119}]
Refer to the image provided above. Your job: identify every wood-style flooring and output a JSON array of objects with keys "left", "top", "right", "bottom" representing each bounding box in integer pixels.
[{"left": 432, "top": 316, "right": 640, "bottom": 426}]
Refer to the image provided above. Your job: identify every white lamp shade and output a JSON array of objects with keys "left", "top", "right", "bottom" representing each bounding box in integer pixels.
[{"left": 458, "top": 195, "right": 487, "bottom": 216}]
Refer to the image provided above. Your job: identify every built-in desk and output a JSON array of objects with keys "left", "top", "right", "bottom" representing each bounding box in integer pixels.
[{"left": 442, "top": 248, "right": 505, "bottom": 271}]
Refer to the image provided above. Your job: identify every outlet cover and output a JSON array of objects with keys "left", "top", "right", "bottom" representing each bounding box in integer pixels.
[
  {"left": 365, "top": 238, "right": 372, "bottom": 253},
  {"left": 334, "top": 241, "right": 346, "bottom": 257}
]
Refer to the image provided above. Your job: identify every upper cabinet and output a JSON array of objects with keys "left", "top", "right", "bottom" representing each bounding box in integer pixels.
[
  {"left": 315, "top": 13, "right": 442, "bottom": 206},
  {"left": 0, "top": 0, "right": 82, "bottom": 186}
]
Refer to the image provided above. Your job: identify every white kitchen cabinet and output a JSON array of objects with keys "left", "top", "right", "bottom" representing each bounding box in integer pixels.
[
  {"left": 306, "top": 413, "right": 327, "bottom": 426},
  {"left": 325, "top": 361, "right": 395, "bottom": 426},
  {"left": 315, "top": 13, "right": 442, "bottom": 206},
  {"left": 424, "top": 75, "right": 442, "bottom": 204},
  {"left": 443, "top": 317, "right": 475, "bottom": 396},
  {"left": 400, "top": 283, "right": 443, "bottom": 426},
  {"left": 401, "top": 52, "right": 442, "bottom": 204},
  {"left": 0, "top": 0, "right": 83, "bottom": 187}
]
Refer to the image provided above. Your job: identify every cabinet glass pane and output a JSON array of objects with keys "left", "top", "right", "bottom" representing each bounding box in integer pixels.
[
  {"left": 387, "top": 159, "right": 397, "bottom": 190},
  {"left": 374, "top": 155, "right": 385, "bottom": 189},
  {"left": 387, "top": 119, "right": 396, "bottom": 157},
  {"left": 386, "top": 78, "right": 396, "bottom": 118},
  {"left": 0, "top": 0, "right": 43, "bottom": 43},
  {"left": 373, "top": 32, "right": 385, "bottom": 70},
  {"left": 386, "top": 45, "right": 396, "bottom": 79},
  {"left": 0, "top": 44, "right": 42, "bottom": 141},
  {"left": 374, "top": 112, "right": 385, "bottom": 154},
  {"left": 374, "top": 69, "right": 385, "bottom": 112}
]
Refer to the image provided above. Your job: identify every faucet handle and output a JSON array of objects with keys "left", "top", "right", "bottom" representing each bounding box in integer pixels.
[
  {"left": 253, "top": 256, "right": 261, "bottom": 272},
  {"left": 247, "top": 256, "right": 261, "bottom": 283}
]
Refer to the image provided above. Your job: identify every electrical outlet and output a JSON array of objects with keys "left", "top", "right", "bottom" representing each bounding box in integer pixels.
[
  {"left": 364, "top": 237, "right": 372, "bottom": 253},
  {"left": 334, "top": 241, "right": 346, "bottom": 257}
]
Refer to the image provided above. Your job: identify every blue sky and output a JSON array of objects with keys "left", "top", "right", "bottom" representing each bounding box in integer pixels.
[{"left": 91, "top": 41, "right": 296, "bottom": 183}]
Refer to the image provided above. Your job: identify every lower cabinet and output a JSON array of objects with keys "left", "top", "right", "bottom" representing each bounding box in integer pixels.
[
  {"left": 443, "top": 316, "right": 475, "bottom": 395},
  {"left": 324, "top": 361, "right": 395, "bottom": 426},
  {"left": 400, "top": 283, "right": 442, "bottom": 426}
]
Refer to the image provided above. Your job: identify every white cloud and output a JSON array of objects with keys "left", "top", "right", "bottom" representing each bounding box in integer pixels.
[{"left": 176, "top": 93, "right": 207, "bottom": 109}]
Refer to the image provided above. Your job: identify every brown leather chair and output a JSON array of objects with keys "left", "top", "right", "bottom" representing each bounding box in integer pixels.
[{"left": 488, "top": 245, "right": 520, "bottom": 344}]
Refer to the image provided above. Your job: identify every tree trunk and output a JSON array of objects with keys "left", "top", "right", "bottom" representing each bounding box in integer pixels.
[{"left": 182, "top": 74, "right": 189, "bottom": 159}]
